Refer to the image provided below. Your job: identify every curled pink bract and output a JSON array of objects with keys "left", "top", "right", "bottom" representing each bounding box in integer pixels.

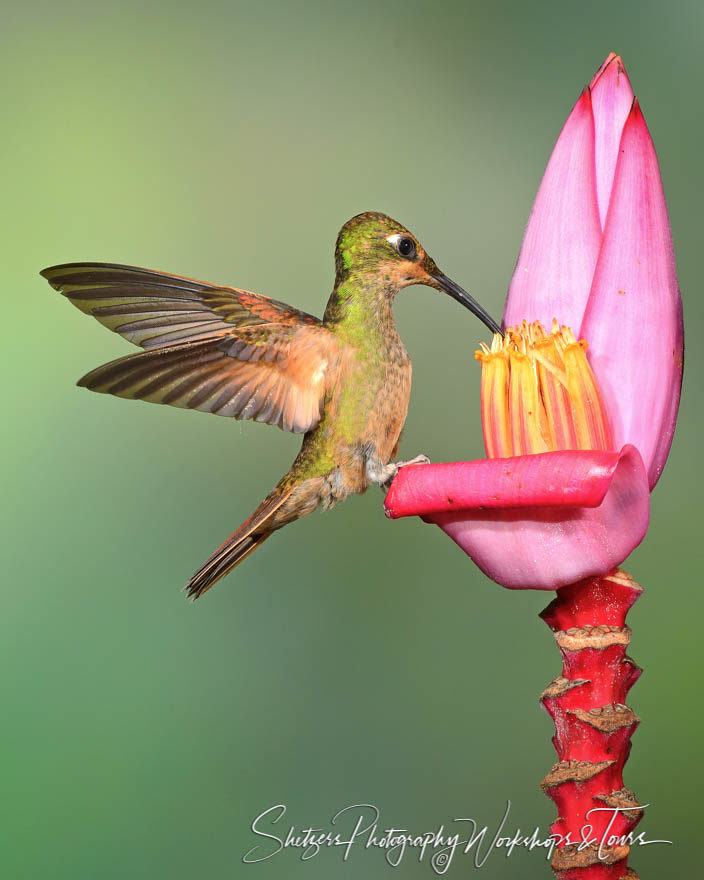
[{"left": 581, "top": 99, "right": 684, "bottom": 489}]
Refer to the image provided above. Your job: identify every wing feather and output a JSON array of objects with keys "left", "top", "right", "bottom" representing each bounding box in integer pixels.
[
  {"left": 41, "top": 262, "right": 321, "bottom": 350},
  {"left": 76, "top": 326, "right": 343, "bottom": 434}
]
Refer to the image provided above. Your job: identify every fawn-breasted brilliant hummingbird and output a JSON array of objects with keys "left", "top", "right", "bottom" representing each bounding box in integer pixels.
[{"left": 42, "top": 212, "right": 500, "bottom": 598}]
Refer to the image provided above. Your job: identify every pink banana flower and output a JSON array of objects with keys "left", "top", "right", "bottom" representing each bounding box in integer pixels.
[{"left": 385, "top": 54, "right": 683, "bottom": 590}]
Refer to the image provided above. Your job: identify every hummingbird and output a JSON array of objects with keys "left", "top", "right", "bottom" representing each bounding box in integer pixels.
[{"left": 42, "top": 212, "right": 500, "bottom": 598}]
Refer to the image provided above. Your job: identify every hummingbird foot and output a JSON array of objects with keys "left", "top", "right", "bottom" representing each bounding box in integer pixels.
[{"left": 379, "top": 454, "right": 431, "bottom": 493}]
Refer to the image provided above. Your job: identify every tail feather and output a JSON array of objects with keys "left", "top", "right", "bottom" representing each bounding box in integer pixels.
[{"left": 185, "top": 486, "right": 294, "bottom": 599}]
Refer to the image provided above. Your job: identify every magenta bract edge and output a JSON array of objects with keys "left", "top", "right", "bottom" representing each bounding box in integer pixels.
[{"left": 385, "top": 448, "right": 638, "bottom": 518}]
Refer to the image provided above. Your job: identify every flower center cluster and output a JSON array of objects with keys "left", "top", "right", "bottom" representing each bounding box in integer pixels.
[{"left": 475, "top": 320, "right": 613, "bottom": 458}]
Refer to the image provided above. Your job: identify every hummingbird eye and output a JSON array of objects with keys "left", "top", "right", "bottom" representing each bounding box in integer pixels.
[{"left": 395, "top": 236, "right": 417, "bottom": 259}]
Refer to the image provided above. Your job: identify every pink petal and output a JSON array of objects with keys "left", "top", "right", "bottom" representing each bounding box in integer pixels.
[
  {"left": 589, "top": 52, "right": 618, "bottom": 85},
  {"left": 385, "top": 450, "right": 632, "bottom": 518},
  {"left": 580, "top": 100, "right": 684, "bottom": 489},
  {"left": 503, "top": 89, "right": 602, "bottom": 331},
  {"left": 385, "top": 446, "right": 650, "bottom": 591},
  {"left": 589, "top": 54, "right": 635, "bottom": 228}
]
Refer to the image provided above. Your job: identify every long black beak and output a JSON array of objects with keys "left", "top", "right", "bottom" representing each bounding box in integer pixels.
[{"left": 432, "top": 273, "right": 502, "bottom": 335}]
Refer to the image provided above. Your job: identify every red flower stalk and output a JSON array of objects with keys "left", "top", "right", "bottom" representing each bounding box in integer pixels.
[
  {"left": 385, "top": 54, "right": 683, "bottom": 878},
  {"left": 540, "top": 570, "right": 643, "bottom": 878}
]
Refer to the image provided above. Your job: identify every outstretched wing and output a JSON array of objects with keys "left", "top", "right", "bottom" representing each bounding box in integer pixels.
[
  {"left": 76, "top": 323, "right": 342, "bottom": 433},
  {"left": 41, "top": 262, "right": 321, "bottom": 350},
  {"left": 43, "top": 262, "right": 341, "bottom": 434}
]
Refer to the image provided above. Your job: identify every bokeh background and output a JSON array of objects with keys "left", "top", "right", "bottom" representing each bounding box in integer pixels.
[{"left": 3, "top": 1, "right": 702, "bottom": 877}]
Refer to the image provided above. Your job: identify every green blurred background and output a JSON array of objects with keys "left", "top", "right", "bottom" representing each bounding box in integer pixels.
[{"left": 3, "top": 0, "right": 702, "bottom": 876}]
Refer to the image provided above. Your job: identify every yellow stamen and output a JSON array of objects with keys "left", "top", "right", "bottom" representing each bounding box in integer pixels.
[
  {"left": 508, "top": 347, "right": 551, "bottom": 455},
  {"left": 476, "top": 346, "right": 511, "bottom": 458},
  {"left": 474, "top": 320, "right": 613, "bottom": 458}
]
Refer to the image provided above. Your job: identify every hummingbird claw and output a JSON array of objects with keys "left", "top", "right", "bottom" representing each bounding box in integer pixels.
[
  {"left": 380, "top": 453, "right": 431, "bottom": 493},
  {"left": 395, "top": 454, "right": 431, "bottom": 468}
]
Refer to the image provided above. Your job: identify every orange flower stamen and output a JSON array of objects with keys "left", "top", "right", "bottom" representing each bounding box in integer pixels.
[{"left": 475, "top": 320, "right": 613, "bottom": 459}]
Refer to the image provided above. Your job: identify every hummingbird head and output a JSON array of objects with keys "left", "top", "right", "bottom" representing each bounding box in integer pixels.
[{"left": 335, "top": 212, "right": 501, "bottom": 335}]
